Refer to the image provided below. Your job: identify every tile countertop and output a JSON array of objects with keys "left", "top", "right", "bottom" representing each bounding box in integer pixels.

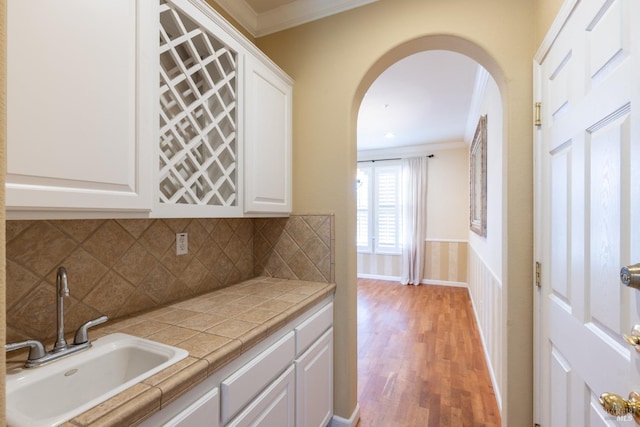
[{"left": 7, "top": 277, "right": 336, "bottom": 427}]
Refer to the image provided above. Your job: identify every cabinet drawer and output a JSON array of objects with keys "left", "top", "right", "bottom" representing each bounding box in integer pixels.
[
  {"left": 221, "top": 332, "right": 295, "bottom": 423},
  {"left": 226, "top": 365, "right": 295, "bottom": 427},
  {"left": 295, "top": 302, "right": 333, "bottom": 356},
  {"left": 163, "top": 387, "right": 219, "bottom": 427}
]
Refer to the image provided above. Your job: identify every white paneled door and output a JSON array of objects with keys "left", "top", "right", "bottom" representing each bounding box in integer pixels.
[{"left": 535, "top": 0, "right": 640, "bottom": 425}]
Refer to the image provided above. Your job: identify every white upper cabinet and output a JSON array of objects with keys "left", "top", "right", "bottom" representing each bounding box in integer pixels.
[
  {"left": 6, "top": 0, "right": 292, "bottom": 219},
  {"left": 244, "top": 56, "right": 292, "bottom": 215},
  {"left": 155, "top": 0, "right": 244, "bottom": 218},
  {"left": 6, "top": 0, "right": 156, "bottom": 218}
]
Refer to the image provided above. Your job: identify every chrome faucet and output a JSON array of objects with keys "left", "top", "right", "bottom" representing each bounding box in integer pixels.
[
  {"left": 53, "top": 266, "right": 70, "bottom": 352},
  {"left": 6, "top": 266, "right": 108, "bottom": 368}
]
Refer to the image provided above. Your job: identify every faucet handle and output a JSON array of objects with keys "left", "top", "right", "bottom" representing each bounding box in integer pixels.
[
  {"left": 73, "top": 315, "right": 108, "bottom": 345},
  {"left": 6, "top": 339, "right": 47, "bottom": 361}
]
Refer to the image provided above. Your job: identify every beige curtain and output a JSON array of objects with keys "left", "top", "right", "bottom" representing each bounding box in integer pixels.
[{"left": 401, "top": 157, "right": 428, "bottom": 285}]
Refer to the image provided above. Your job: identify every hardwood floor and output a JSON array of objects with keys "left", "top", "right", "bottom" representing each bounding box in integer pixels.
[{"left": 356, "top": 279, "right": 501, "bottom": 427}]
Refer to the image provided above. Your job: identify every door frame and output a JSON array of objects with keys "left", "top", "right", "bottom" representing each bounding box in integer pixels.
[{"left": 532, "top": 0, "right": 579, "bottom": 424}]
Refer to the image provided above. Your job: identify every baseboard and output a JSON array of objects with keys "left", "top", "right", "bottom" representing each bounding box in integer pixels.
[
  {"left": 329, "top": 403, "right": 360, "bottom": 427},
  {"left": 357, "top": 273, "right": 400, "bottom": 281},
  {"left": 422, "top": 279, "right": 468, "bottom": 288}
]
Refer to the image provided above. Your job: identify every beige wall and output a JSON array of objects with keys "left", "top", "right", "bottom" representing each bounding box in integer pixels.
[
  {"left": 426, "top": 147, "right": 469, "bottom": 241},
  {"left": 0, "top": 0, "right": 569, "bottom": 424},
  {"left": 358, "top": 147, "right": 469, "bottom": 283},
  {"left": 535, "top": 0, "right": 566, "bottom": 46},
  {"left": 255, "top": 0, "right": 537, "bottom": 424}
]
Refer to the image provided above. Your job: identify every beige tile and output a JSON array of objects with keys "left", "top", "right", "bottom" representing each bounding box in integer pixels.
[
  {"left": 118, "top": 320, "right": 171, "bottom": 337},
  {"left": 138, "top": 265, "right": 187, "bottom": 305},
  {"left": 231, "top": 295, "right": 271, "bottom": 307},
  {"left": 70, "top": 383, "right": 160, "bottom": 426},
  {"left": 235, "top": 308, "right": 278, "bottom": 324},
  {"left": 275, "top": 292, "right": 308, "bottom": 304},
  {"left": 284, "top": 216, "right": 315, "bottom": 246},
  {"left": 192, "top": 217, "right": 217, "bottom": 233},
  {"left": 207, "top": 304, "right": 249, "bottom": 318},
  {"left": 162, "top": 218, "right": 192, "bottom": 234},
  {"left": 117, "top": 290, "right": 157, "bottom": 318},
  {"left": 8, "top": 221, "right": 77, "bottom": 276},
  {"left": 266, "top": 312, "right": 292, "bottom": 335},
  {"left": 98, "top": 316, "right": 142, "bottom": 334},
  {"left": 273, "top": 232, "right": 299, "bottom": 262},
  {"left": 143, "top": 357, "right": 207, "bottom": 407},
  {"left": 288, "top": 252, "right": 325, "bottom": 282},
  {"left": 239, "top": 323, "right": 268, "bottom": 352},
  {"left": 301, "top": 237, "right": 330, "bottom": 266},
  {"left": 7, "top": 283, "right": 57, "bottom": 341},
  {"left": 204, "top": 339, "right": 243, "bottom": 374},
  {"left": 257, "top": 299, "right": 292, "bottom": 313},
  {"left": 113, "top": 242, "right": 158, "bottom": 286},
  {"left": 82, "top": 221, "right": 135, "bottom": 267},
  {"left": 208, "top": 319, "right": 260, "bottom": 339},
  {"left": 211, "top": 220, "right": 234, "bottom": 247},
  {"left": 51, "top": 219, "right": 105, "bottom": 243},
  {"left": 83, "top": 272, "right": 136, "bottom": 319},
  {"left": 6, "top": 260, "right": 39, "bottom": 310},
  {"left": 185, "top": 298, "right": 227, "bottom": 313},
  {"left": 115, "top": 219, "right": 155, "bottom": 239},
  {"left": 178, "top": 313, "right": 227, "bottom": 331},
  {"left": 151, "top": 308, "right": 199, "bottom": 324},
  {"left": 179, "top": 333, "right": 232, "bottom": 358},
  {"left": 57, "top": 248, "right": 110, "bottom": 299},
  {"left": 139, "top": 220, "right": 175, "bottom": 259},
  {"left": 290, "top": 282, "right": 327, "bottom": 295},
  {"left": 146, "top": 325, "right": 199, "bottom": 346}
]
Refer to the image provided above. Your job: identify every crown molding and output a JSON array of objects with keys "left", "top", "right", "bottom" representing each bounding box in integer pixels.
[
  {"left": 463, "top": 65, "right": 490, "bottom": 144},
  {"left": 357, "top": 141, "right": 467, "bottom": 162},
  {"left": 214, "top": 0, "right": 378, "bottom": 37}
]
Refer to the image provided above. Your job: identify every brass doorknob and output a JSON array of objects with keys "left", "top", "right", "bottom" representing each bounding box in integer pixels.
[
  {"left": 624, "top": 325, "right": 640, "bottom": 353},
  {"left": 600, "top": 392, "right": 640, "bottom": 423}
]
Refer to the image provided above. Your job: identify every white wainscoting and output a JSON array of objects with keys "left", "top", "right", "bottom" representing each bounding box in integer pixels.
[
  {"left": 467, "top": 246, "right": 504, "bottom": 412},
  {"left": 357, "top": 240, "right": 468, "bottom": 286}
]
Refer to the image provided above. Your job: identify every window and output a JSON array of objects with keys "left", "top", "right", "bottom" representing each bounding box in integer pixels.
[{"left": 357, "top": 161, "right": 402, "bottom": 254}]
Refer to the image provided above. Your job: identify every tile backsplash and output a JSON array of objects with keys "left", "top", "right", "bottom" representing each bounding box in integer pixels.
[{"left": 6, "top": 215, "right": 334, "bottom": 343}]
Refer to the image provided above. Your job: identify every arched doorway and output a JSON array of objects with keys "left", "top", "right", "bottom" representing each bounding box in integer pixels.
[{"left": 352, "top": 34, "right": 508, "bottom": 422}]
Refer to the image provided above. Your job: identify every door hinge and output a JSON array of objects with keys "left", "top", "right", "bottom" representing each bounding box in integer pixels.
[
  {"left": 535, "top": 261, "right": 542, "bottom": 288},
  {"left": 534, "top": 102, "right": 542, "bottom": 127}
]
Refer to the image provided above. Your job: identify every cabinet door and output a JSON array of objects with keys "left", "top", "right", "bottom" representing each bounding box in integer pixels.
[
  {"left": 221, "top": 331, "right": 295, "bottom": 423},
  {"left": 6, "top": 0, "right": 155, "bottom": 218},
  {"left": 164, "top": 387, "right": 219, "bottom": 427},
  {"left": 295, "top": 328, "right": 333, "bottom": 427},
  {"left": 155, "top": 0, "right": 243, "bottom": 218},
  {"left": 244, "top": 56, "right": 292, "bottom": 214},
  {"left": 226, "top": 365, "right": 295, "bottom": 427}
]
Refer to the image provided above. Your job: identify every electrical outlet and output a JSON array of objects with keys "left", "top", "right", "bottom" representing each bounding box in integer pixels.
[{"left": 176, "top": 233, "right": 188, "bottom": 255}]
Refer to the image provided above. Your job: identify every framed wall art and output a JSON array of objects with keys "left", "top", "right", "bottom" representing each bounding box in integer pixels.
[{"left": 470, "top": 115, "right": 487, "bottom": 236}]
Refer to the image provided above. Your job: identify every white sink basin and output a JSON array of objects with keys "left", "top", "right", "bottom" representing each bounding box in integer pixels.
[{"left": 6, "top": 333, "right": 188, "bottom": 427}]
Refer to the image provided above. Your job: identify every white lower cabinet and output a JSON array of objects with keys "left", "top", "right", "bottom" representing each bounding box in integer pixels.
[
  {"left": 226, "top": 365, "right": 295, "bottom": 427},
  {"left": 165, "top": 388, "right": 220, "bottom": 427},
  {"left": 295, "top": 329, "right": 334, "bottom": 427},
  {"left": 139, "top": 299, "right": 333, "bottom": 427},
  {"left": 139, "top": 376, "right": 220, "bottom": 427},
  {"left": 221, "top": 332, "right": 295, "bottom": 423}
]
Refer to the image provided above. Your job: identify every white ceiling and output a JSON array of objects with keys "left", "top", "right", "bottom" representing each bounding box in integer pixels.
[
  {"left": 213, "top": 0, "right": 488, "bottom": 159},
  {"left": 357, "top": 50, "right": 488, "bottom": 159}
]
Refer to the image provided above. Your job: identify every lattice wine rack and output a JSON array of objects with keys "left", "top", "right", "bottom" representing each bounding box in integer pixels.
[{"left": 158, "top": 1, "right": 238, "bottom": 207}]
